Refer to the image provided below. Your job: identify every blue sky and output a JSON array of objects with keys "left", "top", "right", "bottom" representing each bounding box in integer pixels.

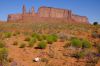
[{"left": 0, "top": 0, "right": 100, "bottom": 24}]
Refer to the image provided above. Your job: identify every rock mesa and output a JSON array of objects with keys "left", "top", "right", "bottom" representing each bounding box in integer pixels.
[{"left": 8, "top": 5, "right": 89, "bottom": 23}]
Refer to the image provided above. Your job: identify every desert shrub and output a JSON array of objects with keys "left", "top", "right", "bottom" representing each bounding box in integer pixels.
[
  {"left": 96, "top": 44, "right": 100, "bottom": 53},
  {"left": 37, "top": 35, "right": 44, "bottom": 41},
  {"left": 51, "top": 34, "right": 58, "bottom": 42},
  {"left": 0, "top": 41, "right": 5, "bottom": 48},
  {"left": 0, "top": 48, "right": 8, "bottom": 66},
  {"left": 42, "top": 34, "right": 47, "bottom": 40},
  {"left": 73, "top": 52, "right": 85, "bottom": 59},
  {"left": 23, "top": 32, "right": 29, "bottom": 35},
  {"left": 71, "top": 38, "right": 82, "bottom": 48},
  {"left": 63, "top": 43, "right": 71, "bottom": 48},
  {"left": 70, "top": 37, "right": 78, "bottom": 40},
  {"left": 93, "top": 22, "right": 98, "bottom": 25},
  {"left": 82, "top": 39, "right": 92, "bottom": 48},
  {"left": 31, "top": 33, "right": 39, "bottom": 38},
  {"left": 0, "top": 33, "right": 3, "bottom": 40},
  {"left": 4, "top": 32, "right": 12, "bottom": 38},
  {"left": 46, "top": 34, "right": 58, "bottom": 44},
  {"left": 13, "top": 32, "right": 20, "bottom": 36},
  {"left": 13, "top": 41, "right": 18, "bottom": 46},
  {"left": 87, "top": 57, "right": 99, "bottom": 64},
  {"left": 41, "top": 58, "right": 48, "bottom": 62},
  {"left": 19, "top": 43, "right": 26, "bottom": 48},
  {"left": 28, "top": 38, "right": 36, "bottom": 47},
  {"left": 91, "top": 31, "right": 98, "bottom": 38},
  {"left": 38, "top": 41, "right": 47, "bottom": 49},
  {"left": 31, "top": 33, "right": 44, "bottom": 41},
  {"left": 24, "top": 36, "right": 30, "bottom": 41},
  {"left": 85, "top": 63, "right": 95, "bottom": 66}
]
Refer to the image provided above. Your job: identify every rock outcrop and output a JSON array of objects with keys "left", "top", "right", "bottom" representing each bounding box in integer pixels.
[{"left": 7, "top": 5, "right": 89, "bottom": 23}]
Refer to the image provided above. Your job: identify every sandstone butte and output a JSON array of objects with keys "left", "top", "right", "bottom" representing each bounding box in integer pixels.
[{"left": 7, "top": 5, "right": 89, "bottom": 24}]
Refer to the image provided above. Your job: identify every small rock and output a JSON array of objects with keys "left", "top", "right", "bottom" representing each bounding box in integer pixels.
[{"left": 34, "top": 57, "right": 41, "bottom": 62}]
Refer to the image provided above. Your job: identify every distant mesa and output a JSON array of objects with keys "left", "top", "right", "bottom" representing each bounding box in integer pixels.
[{"left": 7, "top": 5, "right": 89, "bottom": 23}]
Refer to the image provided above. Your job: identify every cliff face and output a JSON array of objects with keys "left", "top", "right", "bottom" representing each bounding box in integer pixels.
[
  {"left": 7, "top": 5, "right": 89, "bottom": 24},
  {"left": 38, "top": 6, "right": 71, "bottom": 19}
]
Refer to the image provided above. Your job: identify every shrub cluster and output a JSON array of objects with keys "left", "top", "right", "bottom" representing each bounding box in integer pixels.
[
  {"left": 25, "top": 33, "right": 58, "bottom": 48},
  {"left": 71, "top": 38, "right": 92, "bottom": 48}
]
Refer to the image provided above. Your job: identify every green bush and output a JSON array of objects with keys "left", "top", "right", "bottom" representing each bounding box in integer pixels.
[
  {"left": 46, "top": 34, "right": 58, "bottom": 44},
  {"left": 71, "top": 38, "right": 82, "bottom": 48},
  {"left": 31, "top": 33, "right": 44, "bottom": 41},
  {"left": 51, "top": 34, "right": 58, "bottom": 42},
  {"left": 0, "top": 41, "right": 5, "bottom": 48},
  {"left": 38, "top": 41, "right": 47, "bottom": 49},
  {"left": 28, "top": 38, "right": 36, "bottom": 47},
  {"left": 0, "top": 48, "right": 8, "bottom": 66},
  {"left": 82, "top": 39, "right": 92, "bottom": 48},
  {"left": 19, "top": 43, "right": 26, "bottom": 48}
]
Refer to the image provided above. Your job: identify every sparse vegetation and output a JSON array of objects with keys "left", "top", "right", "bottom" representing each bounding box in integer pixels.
[{"left": 0, "top": 21, "right": 99, "bottom": 66}]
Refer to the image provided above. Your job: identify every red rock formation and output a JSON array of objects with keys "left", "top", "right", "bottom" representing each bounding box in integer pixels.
[{"left": 7, "top": 5, "right": 89, "bottom": 23}]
